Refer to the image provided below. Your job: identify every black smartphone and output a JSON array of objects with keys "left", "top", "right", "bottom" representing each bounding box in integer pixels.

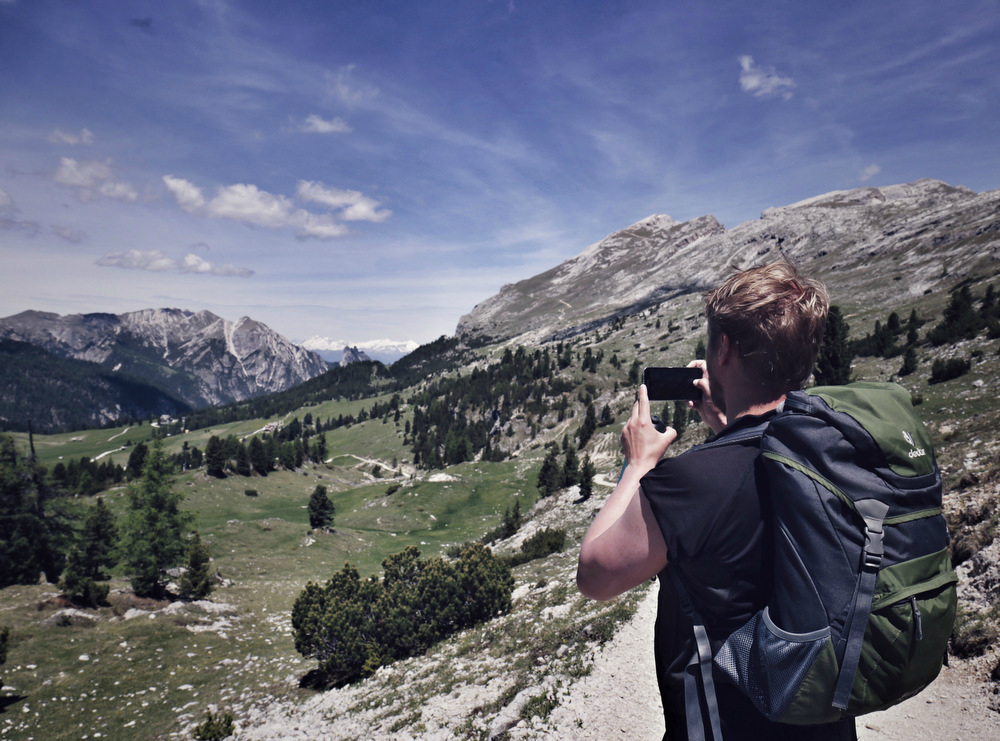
[{"left": 642, "top": 367, "right": 703, "bottom": 401}]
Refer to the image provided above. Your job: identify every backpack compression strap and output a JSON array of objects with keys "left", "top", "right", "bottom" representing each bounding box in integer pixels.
[{"left": 833, "top": 497, "right": 890, "bottom": 710}]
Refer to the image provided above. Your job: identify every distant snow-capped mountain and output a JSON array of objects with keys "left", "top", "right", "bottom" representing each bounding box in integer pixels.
[{"left": 300, "top": 336, "right": 419, "bottom": 365}]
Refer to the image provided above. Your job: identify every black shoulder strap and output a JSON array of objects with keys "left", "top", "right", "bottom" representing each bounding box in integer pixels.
[
  {"left": 661, "top": 418, "right": 770, "bottom": 741},
  {"left": 667, "top": 568, "right": 724, "bottom": 741}
]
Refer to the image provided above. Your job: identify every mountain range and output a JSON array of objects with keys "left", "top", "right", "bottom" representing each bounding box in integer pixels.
[
  {"left": 458, "top": 178, "right": 1000, "bottom": 342},
  {"left": 3, "top": 178, "right": 998, "bottom": 433},
  {"left": 0, "top": 308, "right": 329, "bottom": 431}
]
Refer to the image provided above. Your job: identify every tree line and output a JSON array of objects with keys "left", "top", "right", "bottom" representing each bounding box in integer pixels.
[{"left": 0, "top": 434, "right": 212, "bottom": 606}]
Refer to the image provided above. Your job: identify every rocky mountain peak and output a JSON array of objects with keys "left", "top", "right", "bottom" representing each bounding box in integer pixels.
[
  {"left": 0, "top": 308, "right": 329, "bottom": 408},
  {"left": 457, "top": 178, "right": 1000, "bottom": 343},
  {"left": 340, "top": 345, "right": 372, "bottom": 367}
]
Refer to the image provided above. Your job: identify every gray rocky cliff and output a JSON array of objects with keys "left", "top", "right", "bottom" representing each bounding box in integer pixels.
[
  {"left": 456, "top": 179, "right": 1000, "bottom": 342},
  {"left": 0, "top": 308, "right": 329, "bottom": 408}
]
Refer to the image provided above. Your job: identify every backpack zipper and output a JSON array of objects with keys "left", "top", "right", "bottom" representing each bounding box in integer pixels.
[{"left": 909, "top": 596, "right": 923, "bottom": 641}]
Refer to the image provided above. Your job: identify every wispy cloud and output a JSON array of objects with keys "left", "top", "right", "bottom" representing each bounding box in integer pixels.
[
  {"left": 0, "top": 188, "right": 40, "bottom": 235},
  {"left": 738, "top": 55, "right": 795, "bottom": 100},
  {"left": 296, "top": 181, "right": 391, "bottom": 222},
  {"left": 96, "top": 249, "right": 254, "bottom": 277},
  {"left": 163, "top": 175, "right": 389, "bottom": 238},
  {"left": 52, "top": 225, "right": 86, "bottom": 243},
  {"left": 860, "top": 164, "right": 882, "bottom": 182},
  {"left": 300, "top": 114, "right": 351, "bottom": 134},
  {"left": 47, "top": 128, "right": 95, "bottom": 146},
  {"left": 325, "top": 65, "right": 380, "bottom": 107},
  {"left": 53, "top": 157, "right": 137, "bottom": 203}
]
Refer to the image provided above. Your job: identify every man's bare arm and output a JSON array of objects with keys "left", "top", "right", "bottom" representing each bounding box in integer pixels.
[{"left": 577, "top": 385, "right": 672, "bottom": 601}]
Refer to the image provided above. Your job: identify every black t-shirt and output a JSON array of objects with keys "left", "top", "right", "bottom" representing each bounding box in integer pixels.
[{"left": 641, "top": 413, "right": 856, "bottom": 741}]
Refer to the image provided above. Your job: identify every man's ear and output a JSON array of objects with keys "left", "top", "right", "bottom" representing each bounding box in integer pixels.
[{"left": 716, "top": 332, "right": 733, "bottom": 366}]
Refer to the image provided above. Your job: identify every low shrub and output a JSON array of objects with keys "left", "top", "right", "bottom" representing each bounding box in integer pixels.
[
  {"left": 192, "top": 709, "right": 235, "bottom": 740},
  {"left": 503, "top": 527, "right": 567, "bottom": 568},
  {"left": 950, "top": 604, "right": 1000, "bottom": 658},
  {"left": 291, "top": 543, "right": 513, "bottom": 688},
  {"left": 929, "top": 357, "right": 970, "bottom": 384}
]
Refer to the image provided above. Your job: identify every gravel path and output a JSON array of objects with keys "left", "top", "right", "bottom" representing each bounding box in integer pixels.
[{"left": 527, "top": 582, "right": 1000, "bottom": 741}]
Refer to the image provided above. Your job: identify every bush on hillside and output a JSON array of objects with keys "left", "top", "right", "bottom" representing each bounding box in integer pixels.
[
  {"left": 291, "top": 543, "right": 513, "bottom": 688},
  {"left": 503, "top": 527, "right": 567, "bottom": 568},
  {"left": 929, "top": 357, "right": 970, "bottom": 385}
]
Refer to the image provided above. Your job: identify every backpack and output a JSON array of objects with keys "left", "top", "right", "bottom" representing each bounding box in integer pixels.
[{"left": 674, "top": 381, "right": 958, "bottom": 740}]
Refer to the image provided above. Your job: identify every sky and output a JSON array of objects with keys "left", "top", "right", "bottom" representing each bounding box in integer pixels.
[{"left": 1, "top": 0, "right": 998, "bottom": 347}]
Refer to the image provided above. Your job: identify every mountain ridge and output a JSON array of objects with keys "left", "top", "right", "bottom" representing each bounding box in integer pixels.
[
  {"left": 457, "top": 178, "right": 1000, "bottom": 343},
  {"left": 0, "top": 308, "right": 329, "bottom": 415}
]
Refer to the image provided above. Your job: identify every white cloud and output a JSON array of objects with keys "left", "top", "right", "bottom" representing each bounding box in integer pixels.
[
  {"left": 163, "top": 175, "right": 205, "bottom": 211},
  {"left": 296, "top": 180, "right": 391, "bottom": 222},
  {"left": 738, "top": 55, "right": 795, "bottom": 100},
  {"left": 860, "top": 164, "right": 882, "bottom": 182},
  {"left": 52, "top": 225, "right": 86, "bottom": 243},
  {"left": 47, "top": 128, "right": 95, "bottom": 146},
  {"left": 96, "top": 249, "right": 253, "bottom": 277},
  {"left": 163, "top": 176, "right": 385, "bottom": 238},
  {"left": 0, "top": 188, "right": 13, "bottom": 213},
  {"left": 207, "top": 183, "right": 297, "bottom": 228},
  {"left": 300, "top": 114, "right": 351, "bottom": 134},
  {"left": 180, "top": 253, "right": 254, "bottom": 277},
  {"left": 53, "top": 157, "right": 137, "bottom": 203}
]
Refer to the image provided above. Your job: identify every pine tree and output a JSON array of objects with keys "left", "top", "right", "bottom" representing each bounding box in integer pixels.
[
  {"left": 117, "top": 442, "right": 192, "bottom": 598},
  {"left": 59, "top": 547, "right": 109, "bottom": 607},
  {"left": 0, "top": 434, "right": 60, "bottom": 587},
  {"left": 204, "top": 436, "right": 226, "bottom": 478},
  {"left": 577, "top": 403, "right": 598, "bottom": 449},
  {"left": 578, "top": 455, "right": 596, "bottom": 502},
  {"left": 125, "top": 442, "right": 148, "bottom": 481},
  {"left": 537, "top": 448, "right": 562, "bottom": 497},
  {"left": 235, "top": 442, "right": 251, "bottom": 477},
  {"left": 814, "top": 305, "right": 853, "bottom": 386},
  {"left": 80, "top": 497, "right": 117, "bottom": 580},
  {"left": 899, "top": 346, "right": 918, "bottom": 377},
  {"left": 562, "top": 445, "right": 580, "bottom": 488},
  {"left": 178, "top": 532, "right": 213, "bottom": 600},
  {"left": 249, "top": 436, "right": 270, "bottom": 475},
  {"left": 671, "top": 400, "right": 689, "bottom": 438},
  {"left": 308, "top": 484, "right": 335, "bottom": 530}
]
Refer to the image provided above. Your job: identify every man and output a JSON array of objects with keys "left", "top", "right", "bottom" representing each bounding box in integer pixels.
[{"left": 577, "top": 262, "right": 856, "bottom": 740}]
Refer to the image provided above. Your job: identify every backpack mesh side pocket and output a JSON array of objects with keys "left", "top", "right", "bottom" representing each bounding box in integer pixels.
[{"left": 715, "top": 607, "right": 838, "bottom": 723}]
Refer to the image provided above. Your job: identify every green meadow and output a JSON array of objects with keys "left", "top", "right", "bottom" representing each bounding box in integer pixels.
[{"left": 1, "top": 397, "right": 546, "bottom": 740}]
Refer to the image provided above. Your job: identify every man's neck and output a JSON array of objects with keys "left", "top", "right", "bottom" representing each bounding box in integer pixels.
[{"left": 729, "top": 396, "right": 785, "bottom": 421}]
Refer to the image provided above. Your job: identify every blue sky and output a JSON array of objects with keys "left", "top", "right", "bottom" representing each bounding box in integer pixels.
[{"left": 1, "top": 0, "right": 998, "bottom": 346}]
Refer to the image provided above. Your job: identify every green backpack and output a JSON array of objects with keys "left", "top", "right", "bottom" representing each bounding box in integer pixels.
[{"left": 678, "top": 382, "right": 958, "bottom": 739}]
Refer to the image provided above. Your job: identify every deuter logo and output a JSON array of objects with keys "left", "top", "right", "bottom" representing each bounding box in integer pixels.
[{"left": 903, "top": 430, "right": 926, "bottom": 459}]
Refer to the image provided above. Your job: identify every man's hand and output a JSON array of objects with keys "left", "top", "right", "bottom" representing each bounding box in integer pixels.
[
  {"left": 622, "top": 384, "right": 677, "bottom": 473},
  {"left": 687, "top": 360, "right": 727, "bottom": 434}
]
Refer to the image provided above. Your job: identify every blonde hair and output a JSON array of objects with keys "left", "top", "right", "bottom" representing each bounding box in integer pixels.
[{"left": 704, "top": 261, "right": 829, "bottom": 395}]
